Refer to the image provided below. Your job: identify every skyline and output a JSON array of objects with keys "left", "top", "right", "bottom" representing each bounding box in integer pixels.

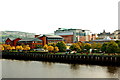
[
  {"left": 0, "top": 0, "right": 119, "bottom": 34},
  {"left": 1, "top": 28, "right": 118, "bottom": 35}
]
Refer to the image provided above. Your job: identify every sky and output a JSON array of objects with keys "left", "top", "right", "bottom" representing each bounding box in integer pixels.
[{"left": 0, "top": 0, "right": 119, "bottom": 34}]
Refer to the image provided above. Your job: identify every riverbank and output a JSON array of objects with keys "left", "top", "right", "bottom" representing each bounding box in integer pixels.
[{"left": 1, "top": 52, "right": 120, "bottom": 66}]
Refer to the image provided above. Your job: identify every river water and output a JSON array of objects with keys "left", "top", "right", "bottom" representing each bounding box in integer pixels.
[{"left": 1, "top": 59, "right": 120, "bottom": 78}]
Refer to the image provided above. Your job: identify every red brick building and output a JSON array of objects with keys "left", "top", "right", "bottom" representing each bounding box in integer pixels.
[
  {"left": 5, "top": 34, "right": 63, "bottom": 49},
  {"left": 17, "top": 38, "right": 43, "bottom": 49},
  {"left": 5, "top": 38, "right": 21, "bottom": 46},
  {"left": 35, "top": 34, "right": 63, "bottom": 45}
]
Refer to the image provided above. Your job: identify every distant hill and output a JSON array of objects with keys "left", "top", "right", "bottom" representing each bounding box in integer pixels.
[{"left": 1, "top": 31, "right": 36, "bottom": 43}]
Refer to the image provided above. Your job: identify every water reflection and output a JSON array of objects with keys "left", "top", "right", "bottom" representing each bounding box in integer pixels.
[
  {"left": 107, "top": 66, "right": 118, "bottom": 74},
  {"left": 70, "top": 64, "right": 80, "bottom": 70},
  {"left": 2, "top": 59, "right": 119, "bottom": 78},
  {"left": 106, "top": 66, "right": 118, "bottom": 78}
]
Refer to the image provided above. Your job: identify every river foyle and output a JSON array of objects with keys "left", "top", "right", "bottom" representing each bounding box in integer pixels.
[{"left": 1, "top": 52, "right": 120, "bottom": 66}]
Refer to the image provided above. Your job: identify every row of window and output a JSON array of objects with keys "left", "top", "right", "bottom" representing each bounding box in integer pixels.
[
  {"left": 18, "top": 41, "right": 42, "bottom": 43},
  {"left": 76, "top": 33, "right": 86, "bottom": 36},
  {"left": 47, "top": 39, "right": 63, "bottom": 40}
]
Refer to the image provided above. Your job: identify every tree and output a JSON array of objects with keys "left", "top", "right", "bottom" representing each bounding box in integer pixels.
[
  {"left": 36, "top": 45, "right": 43, "bottom": 49},
  {"left": 11, "top": 46, "right": 15, "bottom": 50},
  {"left": 2, "top": 46, "right": 4, "bottom": 51},
  {"left": 70, "top": 43, "right": 81, "bottom": 52},
  {"left": 91, "top": 43, "right": 102, "bottom": 49},
  {"left": 48, "top": 43, "right": 56, "bottom": 47},
  {"left": 91, "top": 42, "right": 97, "bottom": 49},
  {"left": 16, "top": 46, "right": 23, "bottom": 51},
  {"left": 53, "top": 47, "right": 59, "bottom": 53},
  {"left": 3, "top": 45, "right": 12, "bottom": 51},
  {"left": 56, "top": 41, "right": 66, "bottom": 52},
  {"left": 106, "top": 41, "right": 119, "bottom": 53},
  {"left": 48, "top": 46, "right": 54, "bottom": 52},
  {"left": 23, "top": 45, "right": 31, "bottom": 51},
  {"left": 0, "top": 45, "right": 4, "bottom": 51},
  {"left": 101, "top": 42, "right": 108, "bottom": 53},
  {"left": 91, "top": 43, "right": 102, "bottom": 53},
  {"left": 116, "top": 40, "right": 120, "bottom": 48},
  {"left": 84, "top": 43, "right": 91, "bottom": 52},
  {"left": 77, "top": 42, "right": 84, "bottom": 50},
  {"left": 96, "top": 43, "right": 102, "bottom": 49},
  {"left": 43, "top": 44, "right": 48, "bottom": 51}
]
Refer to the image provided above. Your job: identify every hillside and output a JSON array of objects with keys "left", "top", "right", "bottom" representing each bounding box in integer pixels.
[{"left": 1, "top": 31, "right": 36, "bottom": 43}]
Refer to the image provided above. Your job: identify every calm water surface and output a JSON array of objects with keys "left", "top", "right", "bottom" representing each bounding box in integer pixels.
[{"left": 1, "top": 59, "right": 120, "bottom": 78}]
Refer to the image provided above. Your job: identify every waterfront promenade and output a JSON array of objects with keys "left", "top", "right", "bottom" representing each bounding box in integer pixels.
[{"left": 1, "top": 52, "right": 120, "bottom": 66}]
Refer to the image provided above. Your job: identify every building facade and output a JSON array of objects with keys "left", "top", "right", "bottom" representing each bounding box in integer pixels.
[
  {"left": 113, "top": 30, "right": 120, "bottom": 39},
  {"left": 97, "top": 30, "right": 120, "bottom": 39},
  {"left": 35, "top": 34, "right": 63, "bottom": 45},
  {"left": 17, "top": 38, "right": 43, "bottom": 49},
  {"left": 5, "top": 38, "right": 21, "bottom": 46},
  {"left": 54, "top": 28, "right": 96, "bottom": 43}
]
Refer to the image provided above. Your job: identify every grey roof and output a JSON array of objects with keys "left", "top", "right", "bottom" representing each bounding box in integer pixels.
[
  {"left": 32, "top": 38, "right": 42, "bottom": 41},
  {"left": 19, "top": 38, "right": 42, "bottom": 42},
  {"left": 5, "top": 38, "right": 18, "bottom": 41},
  {"left": 38, "top": 34, "right": 63, "bottom": 38},
  {"left": 46, "top": 35, "right": 63, "bottom": 38},
  {"left": 92, "top": 37, "right": 120, "bottom": 42}
]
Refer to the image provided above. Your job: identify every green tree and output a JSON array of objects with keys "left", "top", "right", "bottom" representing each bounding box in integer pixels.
[
  {"left": 77, "top": 42, "right": 84, "bottom": 50},
  {"left": 36, "top": 45, "right": 43, "bottom": 49},
  {"left": 96, "top": 43, "right": 102, "bottom": 49},
  {"left": 106, "top": 41, "right": 119, "bottom": 53},
  {"left": 56, "top": 41, "right": 66, "bottom": 52},
  {"left": 48, "top": 43, "right": 56, "bottom": 47},
  {"left": 116, "top": 40, "right": 120, "bottom": 48},
  {"left": 84, "top": 43, "right": 91, "bottom": 52},
  {"left": 101, "top": 42, "right": 108, "bottom": 53},
  {"left": 53, "top": 47, "right": 59, "bottom": 53},
  {"left": 70, "top": 43, "right": 82, "bottom": 52}
]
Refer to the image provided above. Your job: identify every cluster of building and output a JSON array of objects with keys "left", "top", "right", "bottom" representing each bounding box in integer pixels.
[
  {"left": 5, "top": 28, "right": 120, "bottom": 49},
  {"left": 97, "top": 30, "right": 120, "bottom": 39}
]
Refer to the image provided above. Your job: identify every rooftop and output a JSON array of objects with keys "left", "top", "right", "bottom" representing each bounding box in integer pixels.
[
  {"left": 38, "top": 34, "right": 63, "bottom": 38},
  {"left": 19, "top": 38, "right": 42, "bottom": 42},
  {"left": 92, "top": 36, "right": 119, "bottom": 41}
]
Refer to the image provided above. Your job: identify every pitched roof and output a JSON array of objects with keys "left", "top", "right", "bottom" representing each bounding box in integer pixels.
[
  {"left": 38, "top": 34, "right": 63, "bottom": 38},
  {"left": 19, "top": 38, "right": 42, "bottom": 42}
]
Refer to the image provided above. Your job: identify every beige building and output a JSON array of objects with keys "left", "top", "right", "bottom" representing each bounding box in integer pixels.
[
  {"left": 113, "top": 30, "right": 120, "bottom": 39},
  {"left": 97, "top": 30, "right": 120, "bottom": 39},
  {"left": 54, "top": 28, "right": 97, "bottom": 43},
  {"left": 97, "top": 30, "right": 114, "bottom": 39}
]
